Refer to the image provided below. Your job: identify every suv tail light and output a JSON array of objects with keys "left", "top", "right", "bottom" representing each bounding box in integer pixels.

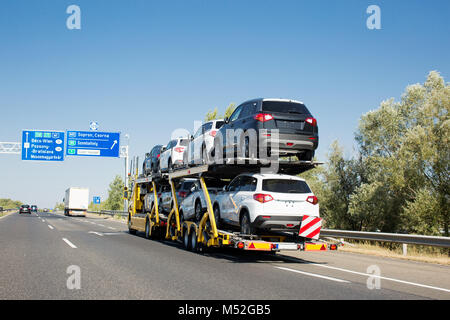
[
  {"left": 174, "top": 147, "right": 184, "bottom": 153},
  {"left": 305, "top": 117, "right": 317, "bottom": 126},
  {"left": 253, "top": 193, "right": 274, "bottom": 203},
  {"left": 178, "top": 191, "right": 187, "bottom": 198},
  {"left": 156, "top": 154, "right": 160, "bottom": 158},
  {"left": 306, "top": 195, "right": 318, "bottom": 205},
  {"left": 209, "top": 130, "right": 217, "bottom": 137},
  {"left": 254, "top": 113, "right": 274, "bottom": 122}
]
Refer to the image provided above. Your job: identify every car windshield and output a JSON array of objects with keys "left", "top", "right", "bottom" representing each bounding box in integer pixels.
[
  {"left": 22, "top": 205, "right": 29, "bottom": 208},
  {"left": 262, "top": 101, "right": 310, "bottom": 115},
  {"left": 262, "top": 179, "right": 311, "bottom": 194}
]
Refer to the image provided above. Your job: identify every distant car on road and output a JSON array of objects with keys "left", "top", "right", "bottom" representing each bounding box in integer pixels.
[
  {"left": 31, "top": 205, "right": 38, "bottom": 213},
  {"left": 43, "top": 208, "right": 49, "bottom": 212},
  {"left": 19, "top": 205, "right": 31, "bottom": 214}
]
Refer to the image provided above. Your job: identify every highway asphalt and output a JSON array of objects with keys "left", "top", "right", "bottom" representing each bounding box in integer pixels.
[{"left": 0, "top": 211, "right": 449, "bottom": 300}]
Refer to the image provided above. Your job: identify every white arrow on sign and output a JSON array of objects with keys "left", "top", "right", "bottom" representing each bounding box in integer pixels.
[
  {"left": 111, "top": 140, "right": 117, "bottom": 150},
  {"left": 24, "top": 132, "right": 30, "bottom": 158}
]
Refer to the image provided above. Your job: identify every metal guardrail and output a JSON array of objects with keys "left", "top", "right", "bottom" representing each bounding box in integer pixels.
[
  {"left": 320, "top": 229, "right": 450, "bottom": 248},
  {"left": 87, "top": 210, "right": 127, "bottom": 217}
]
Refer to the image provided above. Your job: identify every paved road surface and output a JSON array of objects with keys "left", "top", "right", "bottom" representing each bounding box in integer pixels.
[{"left": 0, "top": 211, "right": 449, "bottom": 299}]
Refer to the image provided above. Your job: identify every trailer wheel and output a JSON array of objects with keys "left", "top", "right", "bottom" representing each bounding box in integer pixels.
[
  {"left": 145, "top": 219, "right": 151, "bottom": 239},
  {"left": 183, "top": 227, "right": 191, "bottom": 250},
  {"left": 128, "top": 216, "right": 136, "bottom": 235},
  {"left": 190, "top": 227, "right": 198, "bottom": 252}
]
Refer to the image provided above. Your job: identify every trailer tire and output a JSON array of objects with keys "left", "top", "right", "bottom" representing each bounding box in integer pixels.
[
  {"left": 194, "top": 201, "right": 203, "bottom": 222},
  {"left": 183, "top": 227, "right": 191, "bottom": 250},
  {"left": 128, "top": 216, "right": 136, "bottom": 235},
  {"left": 190, "top": 226, "right": 198, "bottom": 252},
  {"left": 145, "top": 219, "right": 151, "bottom": 239}
]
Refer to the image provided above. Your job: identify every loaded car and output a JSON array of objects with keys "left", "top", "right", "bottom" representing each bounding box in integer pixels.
[
  {"left": 212, "top": 173, "right": 319, "bottom": 234},
  {"left": 143, "top": 145, "right": 164, "bottom": 176},
  {"left": 19, "top": 205, "right": 31, "bottom": 214},
  {"left": 159, "top": 138, "right": 189, "bottom": 172},
  {"left": 179, "top": 178, "right": 226, "bottom": 222},
  {"left": 31, "top": 205, "right": 38, "bottom": 213},
  {"left": 184, "top": 119, "right": 224, "bottom": 166},
  {"left": 212, "top": 98, "right": 318, "bottom": 161}
]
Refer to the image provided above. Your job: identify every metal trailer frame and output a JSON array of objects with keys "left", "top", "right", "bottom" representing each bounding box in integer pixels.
[{"left": 127, "top": 161, "right": 339, "bottom": 253}]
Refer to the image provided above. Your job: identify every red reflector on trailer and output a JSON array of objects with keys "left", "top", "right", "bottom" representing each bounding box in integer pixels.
[
  {"left": 237, "top": 242, "right": 244, "bottom": 249},
  {"left": 286, "top": 142, "right": 294, "bottom": 146},
  {"left": 330, "top": 244, "right": 337, "bottom": 250}
]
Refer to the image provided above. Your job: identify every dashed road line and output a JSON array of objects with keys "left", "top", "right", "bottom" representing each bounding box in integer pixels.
[
  {"left": 48, "top": 225, "right": 54, "bottom": 230},
  {"left": 275, "top": 266, "right": 350, "bottom": 283},
  {"left": 62, "top": 238, "right": 77, "bottom": 249}
]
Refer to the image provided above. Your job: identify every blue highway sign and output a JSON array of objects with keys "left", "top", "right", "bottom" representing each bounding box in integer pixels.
[
  {"left": 21, "top": 130, "right": 65, "bottom": 161},
  {"left": 66, "top": 131, "right": 120, "bottom": 158},
  {"left": 93, "top": 196, "right": 101, "bottom": 204}
]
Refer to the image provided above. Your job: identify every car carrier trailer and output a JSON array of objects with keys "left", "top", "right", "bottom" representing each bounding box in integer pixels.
[{"left": 127, "top": 159, "right": 339, "bottom": 253}]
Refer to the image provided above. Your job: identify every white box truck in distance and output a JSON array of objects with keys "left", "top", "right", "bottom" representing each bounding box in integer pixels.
[{"left": 64, "top": 187, "right": 89, "bottom": 216}]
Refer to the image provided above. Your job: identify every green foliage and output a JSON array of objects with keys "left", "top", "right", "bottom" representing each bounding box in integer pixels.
[
  {"left": 205, "top": 108, "right": 219, "bottom": 122},
  {"left": 0, "top": 198, "right": 23, "bottom": 209},
  {"left": 103, "top": 175, "right": 124, "bottom": 211},
  {"left": 205, "top": 103, "right": 236, "bottom": 121},
  {"left": 54, "top": 202, "right": 65, "bottom": 211},
  {"left": 307, "top": 71, "right": 449, "bottom": 236}
]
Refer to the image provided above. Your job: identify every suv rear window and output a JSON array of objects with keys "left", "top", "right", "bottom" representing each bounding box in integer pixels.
[
  {"left": 262, "top": 179, "right": 311, "bottom": 194},
  {"left": 262, "top": 101, "right": 310, "bottom": 115}
]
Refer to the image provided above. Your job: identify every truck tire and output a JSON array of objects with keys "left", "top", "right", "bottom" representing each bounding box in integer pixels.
[
  {"left": 190, "top": 226, "right": 198, "bottom": 252},
  {"left": 183, "top": 226, "right": 191, "bottom": 250},
  {"left": 128, "top": 216, "right": 136, "bottom": 235},
  {"left": 195, "top": 201, "right": 203, "bottom": 222},
  {"left": 213, "top": 205, "right": 222, "bottom": 229}
]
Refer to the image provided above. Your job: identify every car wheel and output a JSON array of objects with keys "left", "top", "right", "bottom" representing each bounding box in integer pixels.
[
  {"left": 201, "top": 145, "right": 208, "bottom": 165},
  {"left": 194, "top": 201, "right": 203, "bottom": 222},
  {"left": 240, "top": 212, "right": 254, "bottom": 235},
  {"left": 297, "top": 150, "right": 314, "bottom": 161},
  {"left": 213, "top": 205, "right": 221, "bottom": 229},
  {"left": 168, "top": 158, "right": 173, "bottom": 172}
]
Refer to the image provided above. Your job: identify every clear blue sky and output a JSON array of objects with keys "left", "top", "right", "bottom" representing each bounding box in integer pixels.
[{"left": 0, "top": 0, "right": 449, "bottom": 207}]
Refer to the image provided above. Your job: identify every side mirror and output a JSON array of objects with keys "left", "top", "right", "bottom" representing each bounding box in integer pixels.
[
  {"left": 224, "top": 117, "right": 229, "bottom": 124},
  {"left": 190, "top": 135, "right": 194, "bottom": 140},
  {"left": 222, "top": 186, "right": 227, "bottom": 192}
]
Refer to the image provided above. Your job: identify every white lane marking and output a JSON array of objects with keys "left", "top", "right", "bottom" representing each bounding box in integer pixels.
[
  {"left": 89, "top": 231, "right": 104, "bottom": 236},
  {"left": 275, "top": 266, "right": 350, "bottom": 283},
  {"left": 48, "top": 225, "right": 54, "bottom": 230},
  {"left": 41, "top": 219, "right": 46, "bottom": 222},
  {"left": 62, "top": 238, "right": 77, "bottom": 249},
  {"left": 108, "top": 226, "right": 116, "bottom": 230},
  {"left": 98, "top": 224, "right": 105, "bottom": 227},
  {"left": 309, "top": 263, "right": 450, "bottom": 293}
]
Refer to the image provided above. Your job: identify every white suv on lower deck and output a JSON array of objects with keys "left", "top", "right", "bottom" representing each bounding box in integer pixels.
[{"left": 212, "top": 173, "right": 319, "bottom": 234}]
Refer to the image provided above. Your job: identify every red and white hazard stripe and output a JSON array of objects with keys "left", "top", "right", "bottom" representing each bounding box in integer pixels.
[{"left": 299, "top": 215, "right": 322, "bottom": 240}]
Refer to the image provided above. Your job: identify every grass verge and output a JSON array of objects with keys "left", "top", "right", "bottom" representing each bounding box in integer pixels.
[{"left": 338, "top": 240, "right": 450, "bottom": 265}]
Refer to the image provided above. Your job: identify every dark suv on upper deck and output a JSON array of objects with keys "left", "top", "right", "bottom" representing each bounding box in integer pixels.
[{"left": 213, "top": 98, "right": 318, "bottom": 161}]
